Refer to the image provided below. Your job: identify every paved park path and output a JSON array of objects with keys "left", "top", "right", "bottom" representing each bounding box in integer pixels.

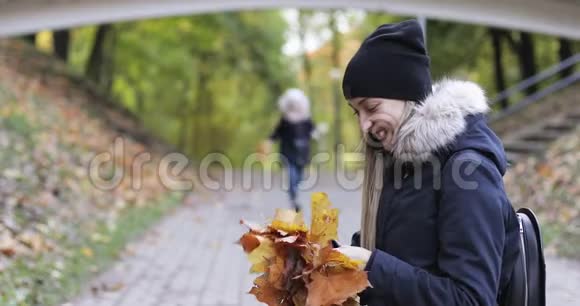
[{"left": 68, "top": 175, "right": 580, "bottom": 306}]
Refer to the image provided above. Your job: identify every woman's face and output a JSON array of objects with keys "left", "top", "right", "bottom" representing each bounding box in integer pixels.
[{"left": 349, "top": 97, "right": 407, "bottom": 151}]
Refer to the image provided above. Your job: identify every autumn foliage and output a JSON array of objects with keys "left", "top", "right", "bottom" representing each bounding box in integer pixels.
[{"left": 239, "top": 193, "right": 370, "bottom": 306}]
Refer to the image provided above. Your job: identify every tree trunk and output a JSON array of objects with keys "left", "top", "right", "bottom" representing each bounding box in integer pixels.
[
  {"left": 558, "top": 38, "right": 574, "bottom": 79},
  {"left": 329, "top": 11, "right": 343, "bottom": 153},
  {"left": 489, "top": 28, "right": 508, "bottom": 108},
  {"left": 135, "top": 86, "right": 144, "bottom": 115},
  {"left": 177, "top": 92, "right": 190, "bottom": 151},
  {"left": 102, "top": 28, "right": 116, "bottom": 94},
  {"left": 53, "top": 29, "right": 70, "bottom": 62},
  {"left": 518, "top": 32, "right": 537, "bottom": 95},
  {"left": 298, "top": 10, "right": 313, "bottom": 96},
  {"left": 190, "top": 57, "right": 211, "bottom": 157},
  {"left": 87, "top": 24, "right": 112, "bottom": 85},
  {"left": 22, "top": 34, "right": 36, "bottom": 45}
]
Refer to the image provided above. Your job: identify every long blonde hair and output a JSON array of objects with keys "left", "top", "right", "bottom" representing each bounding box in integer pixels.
[{"left": 360, "top": 103, "right": 414, "bottom": 250}]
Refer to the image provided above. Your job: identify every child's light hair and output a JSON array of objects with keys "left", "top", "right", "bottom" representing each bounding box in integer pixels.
[{"left": 278, "top": 88, "right": 311, "bottom": 123}]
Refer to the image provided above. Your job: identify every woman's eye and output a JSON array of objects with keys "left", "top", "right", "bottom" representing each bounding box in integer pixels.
[{"left": 368, "top": 104, "right": 379, "bottom": 112}]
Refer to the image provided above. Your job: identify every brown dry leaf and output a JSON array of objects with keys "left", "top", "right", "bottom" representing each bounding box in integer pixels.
[
  {"left": 239, "top": 233, "right": 261, "bottom": 253},
  {"left": 300, "top": 243, "right": 320, "bottom": 274},
  {"left": 309, "top": 193, "right": 338, "bottom": 247},
  {"left": 270, "top": 209, "right": 307, "bottom": 233},
  {"left": 291, "top": 288, "right": 308, "bottom": 306},
  {"left": 17, "top": 231, "right": 47, "bottom": 253},
  {"left": 268, "top": 255, "right": 287, "bottom": 290},
  {"left": 249, "top": 274, "right": 288, "bottom": 306},
  {"left": 559, "top": 207, "right": 574, "bottom": 223},
  {"left": 342, "top": 297, "right": 362, "bottom": 306},
  {"left": 537, "top": 163, "right": 553, "bottom": 178},
  {"left": 306, "top": 270, "right": 369, "bottom": 306},
  {"left": 102, "top": 282, "right": 125, "bottom": 292},
  {"left": 0, "top": 233, "right": 18, "bottom": 257},
  {"left": 193, "top": 216, "right": 205, "bottom": 224},
  {"left": 120, "top": 241, "right": 138, "bottom": 255},
  {"left": 0, "top": 247, "right": 16, "bottom": 257}
]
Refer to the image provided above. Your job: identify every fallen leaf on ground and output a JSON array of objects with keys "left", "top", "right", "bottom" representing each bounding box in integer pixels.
[
  {"left": 0, "top": 233, "right": 19, "bottom": 257},
  {"left": 102, "top": 282, "right": 125, "bottom": 292},
  {"left": 193, "top": 216, "right": 205, "bottom": 224},
  {"left": 81, "top": 247, "right": 94, "bottom": 258},
  {"left": 17, "top": 231, "right": 48, "bottom": 252}
]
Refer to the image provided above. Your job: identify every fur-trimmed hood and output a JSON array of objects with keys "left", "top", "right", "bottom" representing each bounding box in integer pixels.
[{"left": 393, "top": 80, "right": 506, "bottom": 172}]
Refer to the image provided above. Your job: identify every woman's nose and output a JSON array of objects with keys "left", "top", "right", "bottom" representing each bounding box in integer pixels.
[{"left": 360, "top": 118, "right": 372, "bottom": 133}]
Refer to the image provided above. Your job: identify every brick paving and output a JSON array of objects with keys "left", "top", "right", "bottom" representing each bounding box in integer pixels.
[{"left": 68, "top": 175, "right": 580, "bottom": 306}]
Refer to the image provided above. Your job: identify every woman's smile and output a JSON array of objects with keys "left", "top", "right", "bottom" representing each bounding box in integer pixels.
[{"left": 350, "top": 98, "right": 406, "bottom": 151}]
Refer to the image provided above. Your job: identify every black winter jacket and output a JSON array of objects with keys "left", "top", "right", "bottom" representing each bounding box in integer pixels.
[{"left": 354, "top": 80, "right": 520, "bottom": 306}]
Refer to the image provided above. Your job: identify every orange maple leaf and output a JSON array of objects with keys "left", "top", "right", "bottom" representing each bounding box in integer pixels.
[
  {"left": 239, "top": 233, "right": 261, "bottom": 253},
  {"left": 306, "top": 270, "right": 369, "bottom": 306}
]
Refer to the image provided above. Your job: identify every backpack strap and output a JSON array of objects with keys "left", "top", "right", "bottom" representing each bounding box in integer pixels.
[
  {"left": 500, "top": 208, "right": 547, "bottom": 306},
  {"left": 500, "top": 214, "right": 528, "bottom": 306},
  {"left": 517, "top": 208, "right": 546, "bottom": 306}
]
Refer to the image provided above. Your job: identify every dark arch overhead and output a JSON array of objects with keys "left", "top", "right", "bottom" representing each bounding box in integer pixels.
[{"left": 0, "top": 0, "right": 578, "bottom": 39}]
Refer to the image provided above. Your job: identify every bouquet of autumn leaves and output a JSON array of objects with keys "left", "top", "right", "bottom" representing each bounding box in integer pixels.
[{"left": 238, "top": 193, "right": 370, "bottom": 306}]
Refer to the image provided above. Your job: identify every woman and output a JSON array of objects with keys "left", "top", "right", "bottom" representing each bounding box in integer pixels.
[
  {"left": 267, "top": 88, "right": 314, "bottom": 211},
  {"left": 335, "top": 20, "right": 521, "bottom": 306}
]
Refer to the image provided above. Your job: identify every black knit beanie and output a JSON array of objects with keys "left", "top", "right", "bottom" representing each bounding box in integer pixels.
[{"left": 342, "top": 19, "right": 432, "bottom": 103}]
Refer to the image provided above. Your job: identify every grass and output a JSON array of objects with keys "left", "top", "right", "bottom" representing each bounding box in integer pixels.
[
  {"left": 0, "top": 192, "right": 183, "bottom": 306},
  {"left": 557, "top": 231, "right": 580, "bottom": 259},
  {"left": 541, "top": 222, "right": 564, "bottom": 247}
]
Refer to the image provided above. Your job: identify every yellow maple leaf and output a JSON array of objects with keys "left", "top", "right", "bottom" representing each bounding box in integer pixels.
[
  {"left": 270, "top": 209, "right": 308, "bottom": 233},
  {"left": 309, "top": 192, "right": 339, "bottom": 247},
  {"left": 247, "top": 236, "right": 275, "bottom": 273},
  {"left": 80, "top": 247, "right": 94, "bottom": 258},
  {"left": 320, "top": 247, "right": 364, "bottom": 271}
]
